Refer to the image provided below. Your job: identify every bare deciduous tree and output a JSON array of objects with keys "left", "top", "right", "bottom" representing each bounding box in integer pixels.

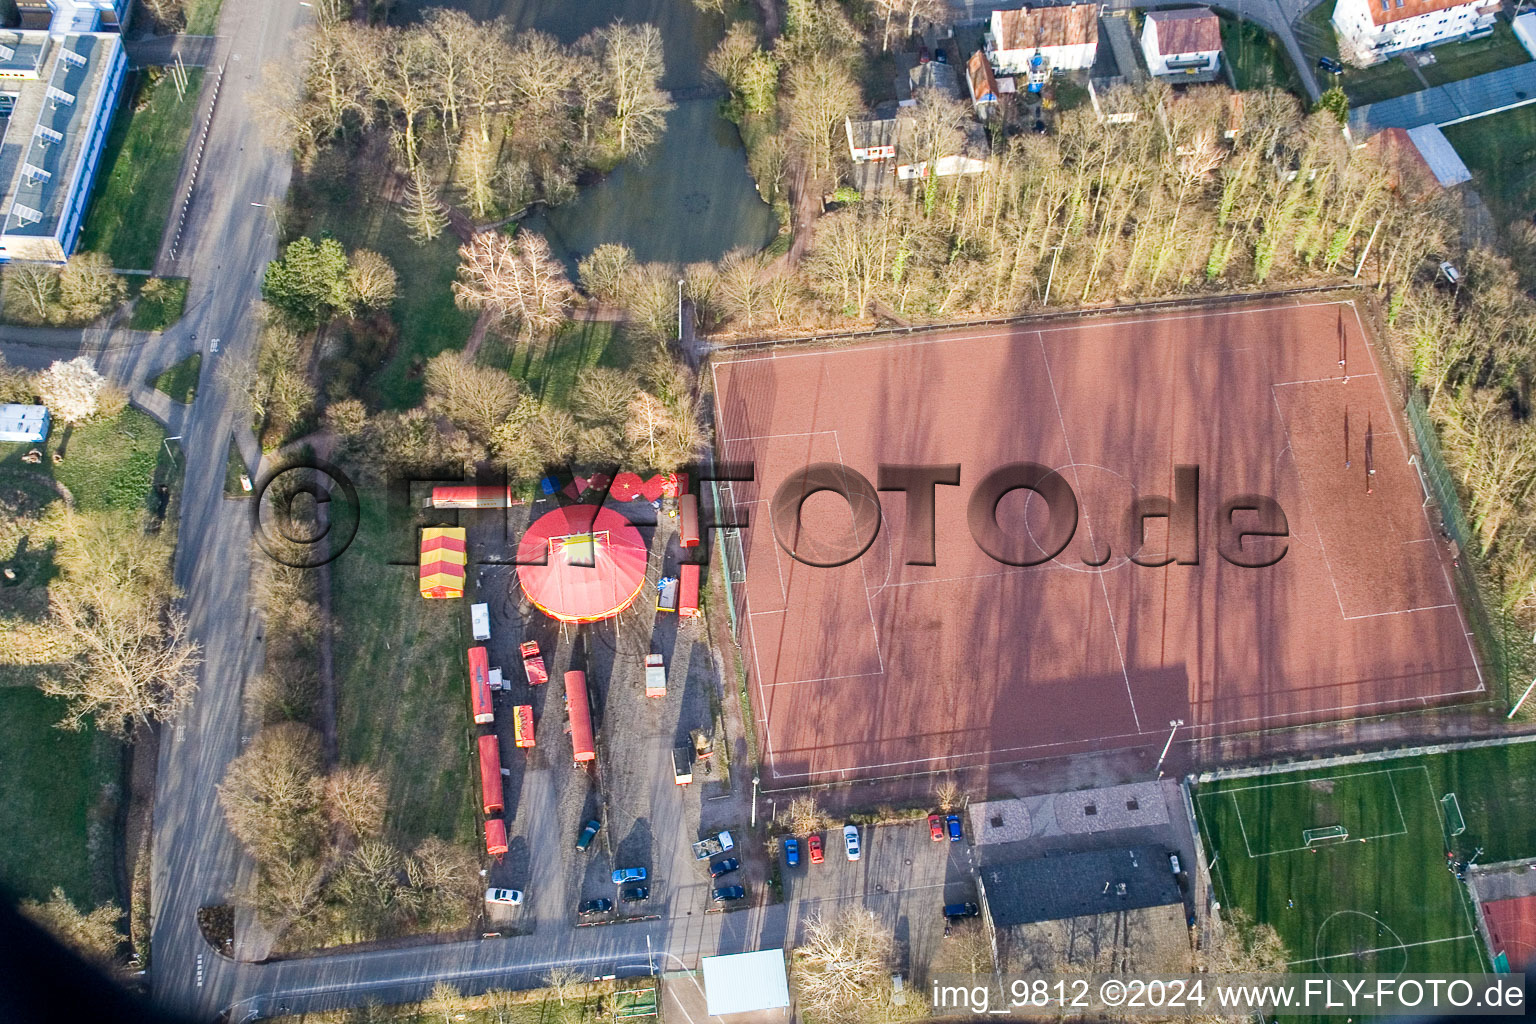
[
  {"left": 586, "top": 22, "right": 674, "bottom": 158},
  {"left": 423, "top": 351, "right": 524, "bottom": 442},
  {"left": 42, "top": 514, "right": 200, "bottom": 736},
  {"left": 35, "top": 357, "right": 105, "bottom": 425},
  {"left": 218, "top": 723, "right": 327, "bottom": 865},
  {"left": 325, "top": 765, "right": 387, "bottom": 840},
  {"left": 792, "top": 906, "right": 897, "bottom": 1024},
  {"left": 453, "top": 231, "right": 576, "bottom": 339},
  {"left": 785, "top": 53, "right": 860, "bottom": 187},
  {"left": 348, "top": 249, "right": 397, "bottom": 310}
]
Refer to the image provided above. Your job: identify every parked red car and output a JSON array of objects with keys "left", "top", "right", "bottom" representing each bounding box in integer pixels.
[
  {"left": 808, "top": 834, "right": 824, "bottom": 864},
  {"left": 929, "top": 814, "right": 944, "bottom": 841}
]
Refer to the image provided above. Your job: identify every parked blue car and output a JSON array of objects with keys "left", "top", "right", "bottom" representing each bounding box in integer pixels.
[
  {"left": 946, "top": 814, "right": 963, "bottom": 842},
  {"left": 784, "top": 837, "right": 800, "bottom": 867},
  {"left": 612, "top": 867, "right": 647, "bottom": 884}
]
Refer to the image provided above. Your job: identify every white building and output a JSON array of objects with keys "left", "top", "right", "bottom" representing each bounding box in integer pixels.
[
  {"left": 986, "top": 4, "right": 1098, "bottom": 76},
  {"left": 1140, "top": 9, "right": 1223, "bottom": 77},
  {"left": 0, "top": 403, "right": 50, "bottom": 443},
  {"left": 1331, "top": 0, "right": 1498, "bottom": 66}
]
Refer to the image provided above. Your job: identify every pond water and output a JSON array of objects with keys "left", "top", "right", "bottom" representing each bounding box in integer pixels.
[{"left": 398, "top": 0, "right": 780, "bottom": 267}]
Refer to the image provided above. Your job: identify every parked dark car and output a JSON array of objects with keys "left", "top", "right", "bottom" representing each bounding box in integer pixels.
[
  {"left": 944, "top": 902, "right": 980, "bottom": 920},
  {"left": 784, "top": 837, "right": 800, "bottom": 867},
  {"left": 1318, "top": 55, "right": 1344, "bottom": 74},
  {"left": 712, "top": 885, "right": 747, "bottom": 902},
  {"left": 946, "top": 813, "right": 963, "bottom": 842},
  {"left": 575, "top": 819, "right": 601, "bottom": 851},
  {"left": 934, "top": 47, "right": 948, "bottom": 64},
  {"left": 621, "top": 887, "right": 650, "bottom": 903},
  {"left": 579, "top": 898, "right": 613, "bottom": 915},
  {"left": 709, "top": 857, "right": 741, "bottom": 878}
]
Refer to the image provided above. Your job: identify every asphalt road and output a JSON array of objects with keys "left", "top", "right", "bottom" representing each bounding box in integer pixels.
[{"left": 141, "top": 0, "right": 302, "bottom": 1018}]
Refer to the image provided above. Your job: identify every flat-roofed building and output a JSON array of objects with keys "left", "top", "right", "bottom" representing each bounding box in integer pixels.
[{"left": 0, "top": 0, "right": 129, "bottom": 263}]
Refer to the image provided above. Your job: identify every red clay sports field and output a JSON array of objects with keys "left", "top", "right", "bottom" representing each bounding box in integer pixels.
[{"left": 711, "top": 299, "right": 1485, "bottom": 785}]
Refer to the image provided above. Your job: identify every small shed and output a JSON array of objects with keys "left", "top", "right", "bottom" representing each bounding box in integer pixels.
[
  {"left": 700, "top": 949, "right": 791, "bottom": 1019},
  {"left": 0, "top": 403, "right": 49, "bottom": 443}
]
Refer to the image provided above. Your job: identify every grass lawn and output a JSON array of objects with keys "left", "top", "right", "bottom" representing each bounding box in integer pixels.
[
  {"left": 0, "top": 687, "right": 122, "bottom": 908},
  {"left": 53, "top": 408, "right": 166, "bottom": 517},
  {"left": 1443, "top": 104, "right": 1536, "bottom": 218},
  {"left": 1420, "top": 19, "right": 1531, "bottom": 87},
  {"left": 77, "top": 68, "right": 205, "bottom": 271},
  {"left": 130, "top": 276, "right": 189, "bottom": 331},
  {"left": 332, "top": 492, "right": 478, "bottom": 847},
  {"left": 223, "top": 437, "right": 250, "bottom": 497},
  {"left": 294, "top": 175, "right": 476, "bottom": 411},
  {"left": 1195, "top": 744, "right": 1536, "bottom": 978},
  {"left": 149, "top": 353, "right": 200, "bottom": 404},
  {"left": 478, "top": 320, "right": 626, "bottom": 408},
  {"left": 184, "top": 0, "right": 224, "bottom": 35},
  {"left": 1216, "top": 12, "right": 1301, "bottom": 93}
]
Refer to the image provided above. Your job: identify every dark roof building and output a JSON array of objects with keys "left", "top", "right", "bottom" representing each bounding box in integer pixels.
[{"left": 979, "top": 847, "right": 1182, "bottom": 928}]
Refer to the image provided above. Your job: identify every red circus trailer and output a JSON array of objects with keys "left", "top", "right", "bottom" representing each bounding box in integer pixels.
[
  {"left": 678, "top": 493, "right": 700, "bottom": 548},
  {"left": 679, "top": 563, "right": 701, "bottom": 618},
  {"left": 485, "top": 816, "right": 508, "bottom": 857},
  {"left": 431, "top": 483, "right": 522, "bottom": 509},
  {"left": 477, "top": 734, "right": 505, "bottom": 815},
  {"left": 468, "top": 646, "right": 494, "bottom": 724},
  {"left": 513, "top": 704, "right": 535, "bottom": 748},
  {"left": 564, "top": 670, "right": 596, "bottom": 764}
]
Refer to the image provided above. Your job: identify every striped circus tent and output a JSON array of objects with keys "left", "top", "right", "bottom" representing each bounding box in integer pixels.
[{"left": 419, "top": 527, "right": 467, "bottom": 599}]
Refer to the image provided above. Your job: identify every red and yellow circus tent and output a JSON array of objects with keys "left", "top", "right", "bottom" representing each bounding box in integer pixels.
[{"left": 419, "top": 527, "right": 467, "bottom": 599}]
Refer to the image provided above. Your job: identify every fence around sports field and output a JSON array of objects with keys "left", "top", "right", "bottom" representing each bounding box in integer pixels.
[{"left": 1404, "top": 392, "right": 1533, "bottom": 708}]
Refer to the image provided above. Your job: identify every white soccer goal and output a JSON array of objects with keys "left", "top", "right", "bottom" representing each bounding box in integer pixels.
[{"left": 1303, "top": 825, "right": 1350, "bottom": 845}]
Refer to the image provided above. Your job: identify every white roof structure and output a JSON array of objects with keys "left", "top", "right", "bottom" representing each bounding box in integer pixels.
[
  {"left": 1405, "top": 124, "right": 1472, "bottom": 186},
  {"left": 700, "top": 950, "right": 791, "bottom": 1017}
]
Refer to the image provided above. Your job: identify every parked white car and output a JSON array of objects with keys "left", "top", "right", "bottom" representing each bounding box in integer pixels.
[
  {"left": 843, "top": 824, "right": 861, "bottom": 861},
  {"left": 485, "top": 887, "right": 523, "bottom": 905}
]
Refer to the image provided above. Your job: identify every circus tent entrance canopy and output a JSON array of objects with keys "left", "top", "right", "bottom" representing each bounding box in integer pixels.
[{"left": 517, "top": 505, "right": 648, "bottom": 623}]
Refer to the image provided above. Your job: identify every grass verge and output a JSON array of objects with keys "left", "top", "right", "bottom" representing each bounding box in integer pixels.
[
  {"left": 0, "top": 688, "right": 122, "bottom": 907},
  {"left": 184, "top": 0, "right": 224, "bottom": 35},
  {"left": 78, "top": 68, "right": 205, "bottom": 271},
  {"left": 1420, "top": 19, "right": 1530, "bottom": 87},
  {"left": 130, "top": 277, "right": 189, "bottom": 332},
  {"left": 222, "top": 437, "right": 250, "bottom": 498},
  {"left": 1195, "top": 744, "right": 1536, "bottom": 981},
  {"left": 332, "top": 490, "right": 478, "bottom": 847},
  {"left": 149, "top": 353, "right": 200, "bottom": 404}
]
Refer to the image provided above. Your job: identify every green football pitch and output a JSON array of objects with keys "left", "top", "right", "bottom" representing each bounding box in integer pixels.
[{"left": 1196, "top": 765, "right": 1487, "bottom": 973}]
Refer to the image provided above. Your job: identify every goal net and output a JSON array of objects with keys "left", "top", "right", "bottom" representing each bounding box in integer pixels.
[
  {"left": 1303, "top": 825, "right": 1350, "bottom": 845},
  {"left": 1441, "top": 792, "right": 1467, "bottom": 838}
]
